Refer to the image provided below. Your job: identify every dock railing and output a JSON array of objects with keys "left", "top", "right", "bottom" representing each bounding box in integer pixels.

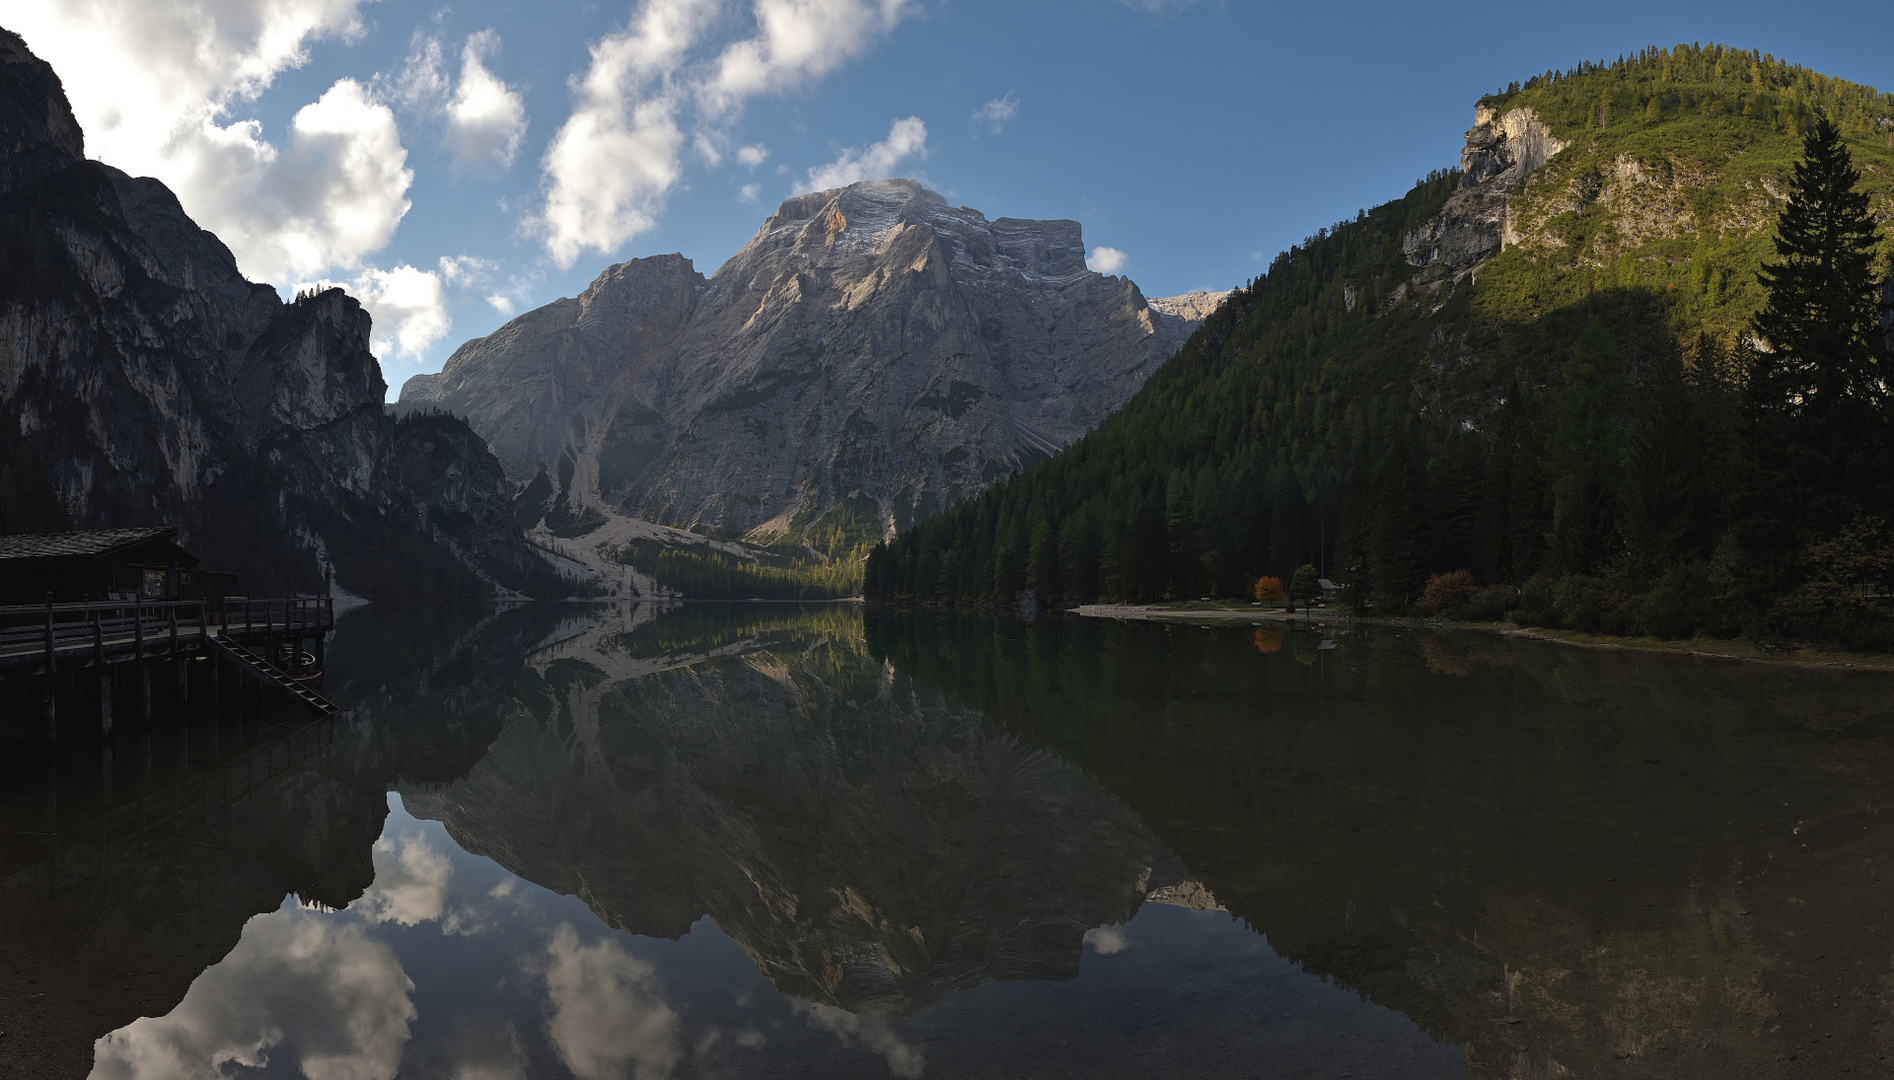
[{"left": 0, "top": 595, "right": 334, "bottom": 675}]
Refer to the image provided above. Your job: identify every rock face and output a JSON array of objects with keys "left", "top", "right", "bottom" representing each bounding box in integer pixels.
[
  {"left": 0, "top": 27, "right": 549, "bottom": 597},
  {"left": 1146, "top": 289, "right": 1231, "bottom": 323},
  {"left": 403, "top": 179, "right": 1205, "bottom": 545},
  {"left": 1403, "top": 105, "right": 1567, "bottom": 273}
]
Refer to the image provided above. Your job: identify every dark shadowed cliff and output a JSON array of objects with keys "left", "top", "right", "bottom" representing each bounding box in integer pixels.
[{"left": 0, "top": 27, "right": 556, "bottom": 598}]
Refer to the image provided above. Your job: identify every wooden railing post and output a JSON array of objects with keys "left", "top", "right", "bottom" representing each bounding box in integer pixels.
[
  {"left": 134, "top": 592, "right": 144, "bottom": 659},
  {"left": 43, "top": 592, "right": 55, "bottom": 673},
  {"left": 169, "top": 604, "right": 178, "bottom": 656},
  {"left": 93, "top": 606, "right": 103, "bottom": 664}
]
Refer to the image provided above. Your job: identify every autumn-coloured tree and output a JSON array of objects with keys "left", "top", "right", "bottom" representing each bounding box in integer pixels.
[
  {"left": 1418, "top": 570, "right": 1480, "bottom": 617},
  {"left": 1253, "top": 575, "right": 1286, "bottom": 604}
]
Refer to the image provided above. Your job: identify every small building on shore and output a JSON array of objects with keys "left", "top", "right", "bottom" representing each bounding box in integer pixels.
[{"left": 0, "top": 528, "right": 229, "bottom": 604}]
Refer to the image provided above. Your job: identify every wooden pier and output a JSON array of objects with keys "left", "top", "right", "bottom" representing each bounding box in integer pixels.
[{"left": 0, "top": 596, "right": 338, "bottom": 714}]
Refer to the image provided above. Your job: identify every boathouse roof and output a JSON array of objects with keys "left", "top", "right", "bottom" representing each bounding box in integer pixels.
[{"left": 0, "top": 527, "right": 198, "bottom": 564}]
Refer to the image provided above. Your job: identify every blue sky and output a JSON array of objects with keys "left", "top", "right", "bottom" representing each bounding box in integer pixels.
[{"left": 12, "top": 0, "right": 1894, "bottom": 396}]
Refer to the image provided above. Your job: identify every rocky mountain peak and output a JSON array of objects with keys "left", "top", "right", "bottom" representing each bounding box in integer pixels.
[
  {"left": 404, "top": 178, "right": 1202, "bottom": 551},
  {"left": 0, "top": 27, "right": 83, "bottom": 197}
]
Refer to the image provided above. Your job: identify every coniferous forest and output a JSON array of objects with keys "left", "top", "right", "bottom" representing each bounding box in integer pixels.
[{"left": 867, "top": 45, "right": 1894, "bottom": 651}]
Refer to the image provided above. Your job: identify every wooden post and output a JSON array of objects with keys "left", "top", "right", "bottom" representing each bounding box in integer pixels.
[
  {"left": 169, "top": 605, "right": 179, "bottom": 657},
  {"left": 92, "top": 606, "right": 103, "bottom": 665},
  {"left": 44, "top": 592, "right": 56, "bottom": 673},
  {"left": 134, "top": 592, "right": 144, "bottom": 659},
  {"left": 100, "top": 672, "right": 113, "bottom": 738},
  {"left": 266, "top": 601, "right": 274, "bottom": 639}
]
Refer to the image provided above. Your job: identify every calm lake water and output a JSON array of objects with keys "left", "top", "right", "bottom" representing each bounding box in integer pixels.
[{"left": 4, "top": 603, "right": 1894, "bottom": 1079}]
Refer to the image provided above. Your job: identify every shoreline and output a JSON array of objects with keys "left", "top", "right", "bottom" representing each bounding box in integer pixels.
[{"left": 1071, "top": 603, "right": 1894, "bottom": 672}]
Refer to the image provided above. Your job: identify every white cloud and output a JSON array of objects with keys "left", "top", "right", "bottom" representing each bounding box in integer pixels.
[
  {"left": 535, "top": 0, "right": 915, "bottom": 264},
  {"left": 798, "top": 116, "right": 926, "bottom": 193},
  {"left": 90, "top": 907, "right": 416, "bottom": 1080},
  {"left": 12, "top": 0, "right": 415, "bottom": 285},
  {"left": 395, "top": 30, "right": 528, "bottom": 174},
  {"left": 438, "top": 254, "right": 497, "bottom": 284},
  {"left": 393, "top": 33, "right": 453, "bottom": 114},
  {"left": 1120, "top": 0, "right": 1197, "bottom": 10},
  {"left": 299, "top": 265, "right": 451, "bottom": 362},
  {"left": 536, "top": 0, "right": 721, "bottom": 268},
  {"left": 448, "top": 32, "right": 529, "bottom": 173},
  {"left": 972, "top": 92, "right": 1018, "bottom": 134},
  {"left": 700, "top": 0, "right": 916, "bottom": 116},
  {"left": 1087, "top": 245, "right": 1128, "bottom": 275},
  {"left": 794, "top": 1002, "right": 925, "bottom": 1079},
  {"left": 738, "top": 182, "right": 762, "bottom": 203},
  {"left": 542, "top": 925, "right": 682, "bottom": 1080},
  {"left": 488, "top": 294, "right": 518, "bottom": 315}
]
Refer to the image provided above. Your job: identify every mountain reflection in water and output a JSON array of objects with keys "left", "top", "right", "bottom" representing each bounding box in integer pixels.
[{"left": 2, "top": 602, "right": 1889, "bottom": 1077}]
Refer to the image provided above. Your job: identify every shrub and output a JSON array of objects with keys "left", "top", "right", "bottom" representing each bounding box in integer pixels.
[
  {"left": 1552, "top": 575, "right": 1611, "bottom": 632},
  {"left": 1463, "top": 584, "right": 1516, "bottom": 621},
  {"left": 1513, "top": 574, "right": 1559, "bottom": 626},
  {"left": 1417, "top": 570, "right": 1479, "bottom": 617},
  {"left": 1636, "top": 563, "right": 1711, "bottom": 639},
  {"left": 1253, "top": 575, "right": 1286, "bottom": 604}
]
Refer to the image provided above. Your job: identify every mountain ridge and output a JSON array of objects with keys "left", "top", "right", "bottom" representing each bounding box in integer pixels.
[{"left": 401, "top": 178, "right": 1213, "bottom": 559}]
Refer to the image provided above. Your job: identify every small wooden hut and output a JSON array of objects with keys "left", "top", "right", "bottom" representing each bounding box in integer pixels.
[{"left": 0, "top": 528, "right": 228, "bottom": 603}]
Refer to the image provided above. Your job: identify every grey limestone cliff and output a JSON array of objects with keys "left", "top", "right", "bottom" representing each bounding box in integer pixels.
[
  {"left": 1403, "top": 104, "right": 1568, "bottom": 274},
  {"left": 403, "top": 179, "right": 1208, "bottom": 546},
  {"left": 0, "top": 26, "right": 551, "bottom": 597}
]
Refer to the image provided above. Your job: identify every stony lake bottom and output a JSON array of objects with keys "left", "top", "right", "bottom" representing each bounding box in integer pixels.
[{"left": 3, "top": 603, "right": 1894, "bottom": 1079}]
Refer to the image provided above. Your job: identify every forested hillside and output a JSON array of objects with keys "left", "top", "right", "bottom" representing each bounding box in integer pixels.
[{"left": 868, "top": 44, "right": 1894, "bottom": 648}]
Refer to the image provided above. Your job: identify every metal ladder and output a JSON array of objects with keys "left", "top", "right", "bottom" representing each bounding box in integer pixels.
[{"left": 208, "top": 634, "right": 340, "bottom": 716}]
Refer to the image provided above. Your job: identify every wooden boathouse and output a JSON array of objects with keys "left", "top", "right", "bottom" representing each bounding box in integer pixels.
[{"left": 0, "top": 528, "right": 339, "bottom": 722}]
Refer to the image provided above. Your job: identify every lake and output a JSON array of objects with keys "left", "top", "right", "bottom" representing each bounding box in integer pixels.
[{"left": 4, "top": 603, "right": 1893, "bottom": 1079}]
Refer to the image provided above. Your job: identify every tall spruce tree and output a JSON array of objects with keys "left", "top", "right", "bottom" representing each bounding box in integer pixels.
[
  {"left": 1548, "top": 319, "right": 1626, "bottom": 574},
  {"left": 1748, "top": 115, "right": 1890, "bottom": 550},
  {"left": 1621, "top": 343, "right": 1710, "bottom": 571}
]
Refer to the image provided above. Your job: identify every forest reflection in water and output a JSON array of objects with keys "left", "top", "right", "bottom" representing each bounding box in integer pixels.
[{"left": 1, "top": 602, "right": 1890, "bottom": 1078}]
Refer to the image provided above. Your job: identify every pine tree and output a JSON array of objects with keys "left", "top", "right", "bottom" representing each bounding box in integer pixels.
[
  {"left": 1748, "top": 115, "right": 1890, "bottom": 543},
  {"left": 1620, "top": 344, "right": 1709, "bottom": 570},
  {"left": 1548, "top": 320, "right": 1626, "bottom": 573}
]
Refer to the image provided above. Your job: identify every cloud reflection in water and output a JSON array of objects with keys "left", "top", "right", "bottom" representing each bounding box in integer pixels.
[
  {"left": 540, "top": 924, "right": 683, "bottom": 1080},
  {"left": 89, "top": 908, "right": 417, "bottom": 1080}
]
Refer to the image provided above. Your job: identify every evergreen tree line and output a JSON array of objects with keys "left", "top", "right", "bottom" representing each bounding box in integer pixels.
[
  {"left": 868, "top": 117, "right": 1893, "bottom": 650},
  {"left": 1500, "top": 42, "right": 1894, "bottom": 140},
  {"left": 611, "top": 538, "right": 860, "bottom": 600}
]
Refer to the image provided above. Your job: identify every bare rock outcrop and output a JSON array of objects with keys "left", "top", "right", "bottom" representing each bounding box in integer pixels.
[
  {"left": 1404, "top": 105, "right": 1568, "bottom": 273},
  {"left": 1147, "top": 289, "right": 1231, "bottom": 324}
]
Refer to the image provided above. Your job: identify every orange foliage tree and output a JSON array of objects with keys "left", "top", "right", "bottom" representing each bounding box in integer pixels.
[
  {"left": 1253, "top": 575, "right": 1286, "bottom": 604},
  {"left": 1417, "top": 570, "right": 1479, "bottom": 617}
]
